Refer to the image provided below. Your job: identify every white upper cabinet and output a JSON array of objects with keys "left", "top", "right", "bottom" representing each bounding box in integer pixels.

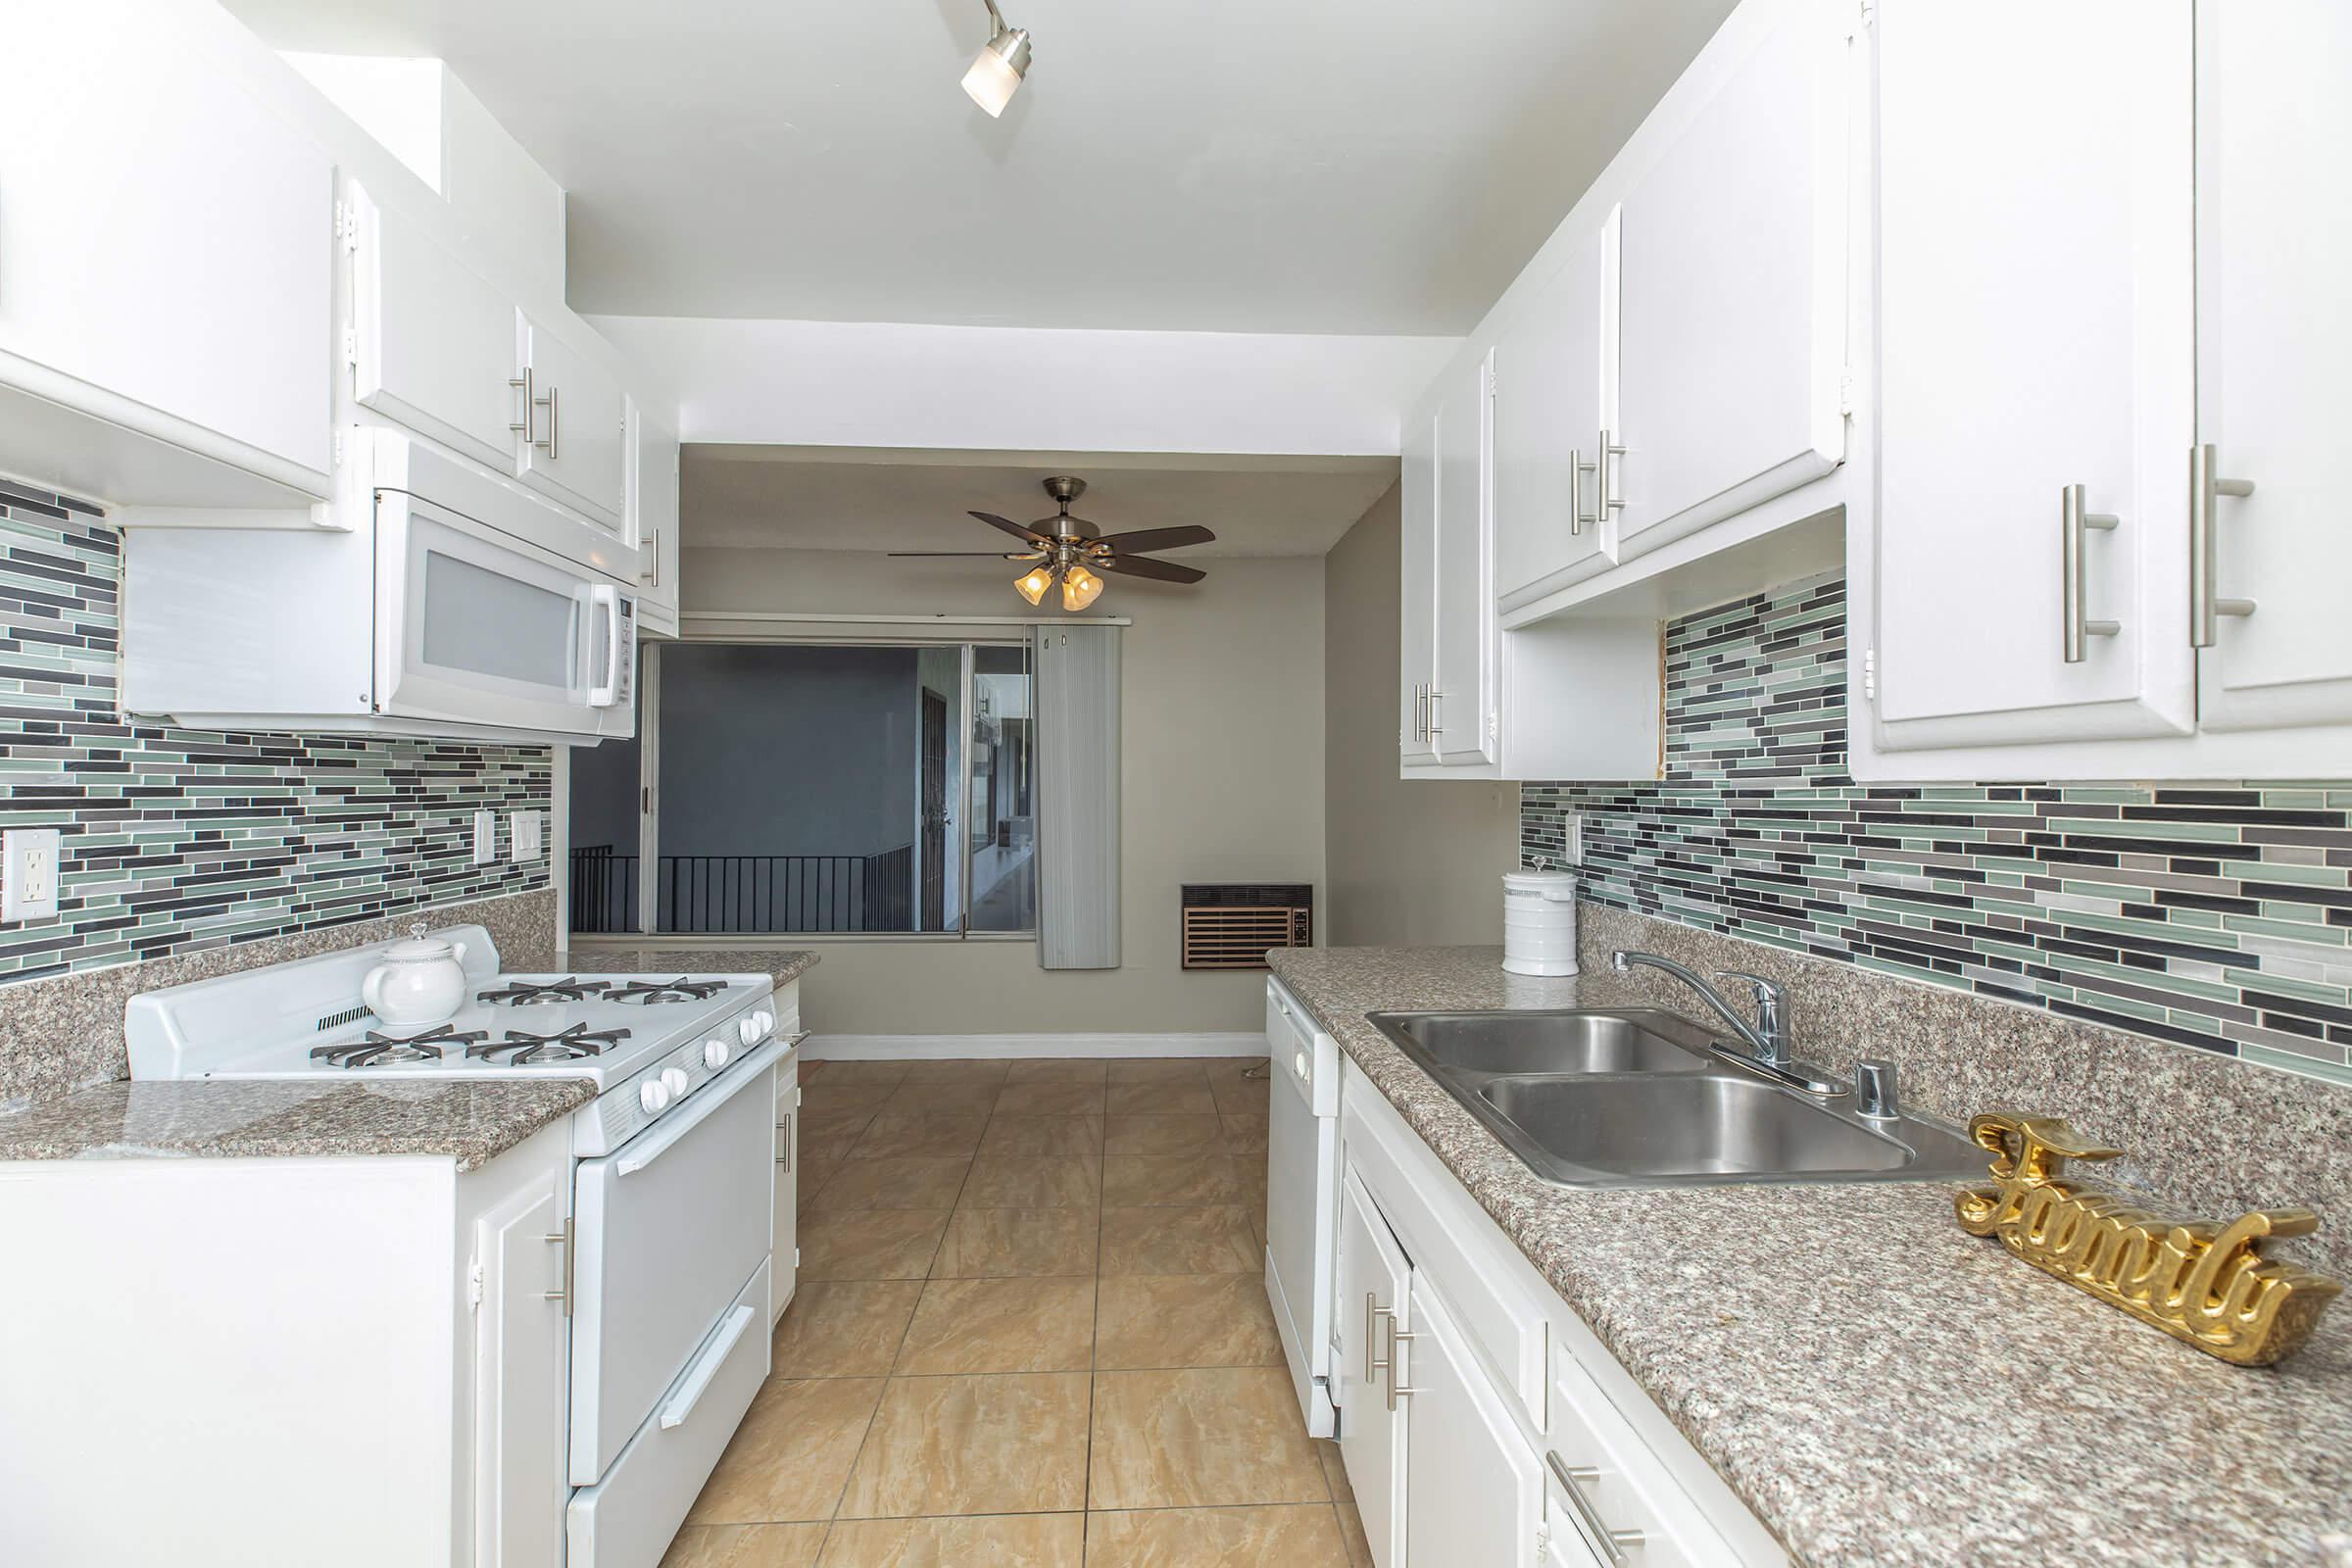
[
  {"left": 2191, "top": 0, "right": 2352, "bottom": 736},
  {"left": 1432, "top": 352, "right": 1499, "bottom": 768},
  {"left": 1494, "top": 211, "right": 1619, "bottom": 606},
  {"left": 1399, "top": 409, "right": 1441, "bottom": 768},
  {"left": 628, "top": 401, "right": 683, "bottom": 635},
  {"left": 0, "top": 0, "right": 335, "bottom": 507},
  {"left": 1612, "top": 0, "right": 1850, "bottom": 563},
  {"left": 514, "top": 313, "right": 629, "bottom": 532},
  {"left": 1871, "top": 0, "right": 2195, "bottom": 754},
  {"left": 350, "top": 180, "right": 523, "bottom": 475}
]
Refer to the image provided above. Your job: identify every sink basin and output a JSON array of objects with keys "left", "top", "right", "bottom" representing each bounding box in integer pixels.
[
  {"left": 1369, "top": 1008, "right": 1714, "bottom": 1078},
  {"left": 1367, "top": 1008, "right": 1984, "bottom": 1190}
]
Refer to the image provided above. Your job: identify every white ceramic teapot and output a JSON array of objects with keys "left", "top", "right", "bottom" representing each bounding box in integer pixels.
[{"left": 362, "top": 923, "right": 470, "bottom": 1027}]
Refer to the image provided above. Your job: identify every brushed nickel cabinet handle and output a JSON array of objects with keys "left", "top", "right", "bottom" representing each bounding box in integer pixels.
[
  {"left": 1598, "top": 428, "right": 1628, "bottom": 516},
  {"left": 1385, "top": 1314, "right": 1417, "bottom": 1411},
  {"left": 1569, "top": 448, "right": 1598, "bottom": 536},
  {"left": 2189, "top": 443, "right": 2257, "bottom": 648},
  {"left": 775, "top": 1112, "right": 793, "bottom": 1171},
  {"left": 509, "top": 370, "right": 534, "bottom": 444},
  {"left": 532, "top": 382, "right": 560, "bottom": 458},
  {"left": 2060, "top": 483, "right": 2121, "bottom": 663},
  {"left": 1546, "top": 1452, "right": 1644, "bottom": 1564},
  {"left": 1426, "top": 688, "right": 1444, "bottom": 738},
  {"left": 1365, "top": 1294, "right": 1390, "bottom": 1383}
]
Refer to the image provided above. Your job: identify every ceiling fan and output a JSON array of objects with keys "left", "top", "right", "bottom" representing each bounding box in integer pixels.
[{"left": 890, "top": 476, "right": 1217, "bottom": 611}]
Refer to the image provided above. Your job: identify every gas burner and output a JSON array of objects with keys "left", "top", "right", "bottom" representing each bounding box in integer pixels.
[
  {"left": 477, "top": 977, "right": 612, "bottom": 1005},
  {"left": 311, "top": 1027, "right": 490, "bottom": 1069},
  {"left": 466, "top": 1022, "right": 633, "bottom": 1065},
  {"left": 607, "top": 978, "right": 728, "bottom": 1004}
]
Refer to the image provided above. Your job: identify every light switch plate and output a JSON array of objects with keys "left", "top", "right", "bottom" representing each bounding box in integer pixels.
[
  {"left": 509, "top": 809, "right": 543, "bottom": 862},
  {"left": 472, "top": 810, "right": 497, "bottom": 865},
  {"left": 3, "top": 828, "right": 62, "bottom": 921},
  {"left": 1565, "top": 811, "right": 1584, "bottom": 866}
]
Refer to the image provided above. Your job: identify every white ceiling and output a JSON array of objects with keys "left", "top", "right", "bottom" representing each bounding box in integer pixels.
[
  {"left": 220, "top": 0, "right": 1734, "bottom": 334},
  {"left": 683, "top": 448, "right": 1397, "bottom": 557}
]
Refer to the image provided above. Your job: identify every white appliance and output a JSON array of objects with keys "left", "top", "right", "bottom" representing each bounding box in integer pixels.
[
  {"left": 1264, "top": 976, "right": 1343, "bottom": 1437},
  {"left": 122, "top": 432, "right": 638, "bottom": 746},
  {"left": 124, "top": 927, "right": 799, "bottom": 1568}
]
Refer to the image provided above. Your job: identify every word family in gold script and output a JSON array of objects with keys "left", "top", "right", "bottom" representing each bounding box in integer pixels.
[{"left": 1955, "top": 1112, "right": 2340, "bottom": 1366}]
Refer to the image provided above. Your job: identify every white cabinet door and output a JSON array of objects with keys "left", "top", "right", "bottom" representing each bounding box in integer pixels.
[
  {"left": 1614, "top": 0, "right": 1847, "bottom": 562},
  {"left": 350, "top": 180, "right": 522, "bottom": 473},
  {"left": 1494, "top": 210, "right": 1618, "bottom": 605},
  {"left": 1872, "top": 0, "right": 2196, "bottom": 752},
  {"left": 2193, "top": 0, "right": 2352, "bottom": 733},
  {"left": 628, "top": 401, "right": 683, "bottom": 628},
  {"left": 473, "top": 1161, "right": 568, "bottom": 1568},
  {"left": 0, "top": 0, "right": 335, "bottom": 490},
  {"left": 1399, "top": 406, "right": 1440, "bottom": 767},
  {"left": 1400, "top": 1279, "right": 1545, "bottom": 1568},
  {"left": 772, "top": 1066, "right": 800, "bottom": 1327},
  {"left": 1336, "top": 1170, "right": 1410, "bottom": 1568},
  {"left": 1432, "top": 351, "right": 1498, "bottom": 767},
  {"left": 515, "top": 312, "right": 628, "bottom": 531}
]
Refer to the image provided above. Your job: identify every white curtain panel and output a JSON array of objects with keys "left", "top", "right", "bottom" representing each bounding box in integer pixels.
[{"left": 1033, "top": 623, "right": 1121, "bottom": 969}]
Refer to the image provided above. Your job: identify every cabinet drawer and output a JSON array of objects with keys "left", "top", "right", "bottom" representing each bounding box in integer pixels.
[{"left": 1546, "top": 1342, "right": 1761, "bottom": 1568}]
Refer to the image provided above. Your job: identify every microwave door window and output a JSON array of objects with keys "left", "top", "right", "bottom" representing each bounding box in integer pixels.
[{"left": 420, "top": 550, "right": 581, "bottom": 693}]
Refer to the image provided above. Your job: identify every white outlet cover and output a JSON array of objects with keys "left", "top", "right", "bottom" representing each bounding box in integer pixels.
[
  {"left": 2, "top": 828, "right": 62, "bottom": 922},
  {"left": 472, "top": 810, "right": 497, "bottom": 865}
]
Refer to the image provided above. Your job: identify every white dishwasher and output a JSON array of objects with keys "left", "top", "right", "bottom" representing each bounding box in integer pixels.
[{"left": 1263, "top": 977, "right": 1343, "bottom": 1437}]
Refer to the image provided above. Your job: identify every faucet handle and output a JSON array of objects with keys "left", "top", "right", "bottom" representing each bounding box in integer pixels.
[
  {"left": 1711, "top": 971, "right": 1788, "bottom": 1062},
  {"left": 1711, "top": 970, "right": 1784, "bottom": 1004},
  {"left": 1854, "top": 1058, "right": 1899, "bottom": 1119}
]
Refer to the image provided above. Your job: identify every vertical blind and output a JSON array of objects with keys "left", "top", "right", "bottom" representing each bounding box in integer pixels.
[{"left": 1034, "top": 623, "right": 1121, "bottom": 969}]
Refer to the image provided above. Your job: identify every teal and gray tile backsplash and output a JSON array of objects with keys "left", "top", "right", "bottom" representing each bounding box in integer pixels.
[
  {"left": 0, "top": 482, "right": 551, "bottom": 982},
  {"left": 1521, "top": 572, "right": 2352, "bottom": 1085}
]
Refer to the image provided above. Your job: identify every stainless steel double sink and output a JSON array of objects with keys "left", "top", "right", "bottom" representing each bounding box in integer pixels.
[{"left": 1367, "top": 1009, "right": 1984, "bottom": 1190}]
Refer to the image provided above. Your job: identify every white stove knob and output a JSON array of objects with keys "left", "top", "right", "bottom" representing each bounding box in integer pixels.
[
  {"left": 756, "top": 1008, "right": 775, "bottom": 1034},
  {"left": 639, "top": 1078, "right": 671, "bottom": 1114},
  {"left": 704, "top": 1037, "right": 732, "bottom": 1070},
  {"left": 737, "top": 1014, "right": 762, "bottom": 1046},
  {"left": 662, "top": 1066, "right": 692, "bottom": 1098}
]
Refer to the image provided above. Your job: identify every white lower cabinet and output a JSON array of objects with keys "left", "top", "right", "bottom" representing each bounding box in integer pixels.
[
  {"left": 1337, "top": 1171, "right": 1412, "bottom": 1568},
  {"left": 1402, "top": 1276, "right": 1546, "bottom": 1568},
  {"left": 772, "top": 1053, "right": 801, "bottom": 1327},
  {"left": 472, "top": 1144, "right": 572, "bottom": 1568}
]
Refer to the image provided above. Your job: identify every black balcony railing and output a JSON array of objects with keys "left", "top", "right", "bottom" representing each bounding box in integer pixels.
[{"left": 568, "top": 846, "right": 918, "bottom": 935}]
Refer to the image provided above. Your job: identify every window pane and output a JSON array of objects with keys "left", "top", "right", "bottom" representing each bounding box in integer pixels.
[
  {"left": 566, "top": 655, "right": 644, "bottom": 933},
  {"left": 967, "top": 645, "right": 1036, "bottom": 932}
]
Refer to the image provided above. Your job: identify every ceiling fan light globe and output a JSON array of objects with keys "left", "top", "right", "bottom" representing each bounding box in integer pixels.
[
  {"left": 962, "top": 26, "right": 1029, "bottom": 118},
  {"left": 1061, "top": 565, "right": 1104, "bottom": 612},
  {"left": 1013, "top": 564, "right": 1055, "bottom": 606}
]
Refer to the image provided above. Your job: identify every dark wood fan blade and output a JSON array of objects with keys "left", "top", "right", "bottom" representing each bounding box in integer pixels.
[
  {"left": 1092, "top": 525, "right": 1216, "bottom": 554},
  {"left": 1096, "top": 554, "right": 1206, "bottom": 584},
  {"left": 887, "top": 551, "right": 1038, "bottom": 558},
  {"left": 971, "top": 511, "right": 1054, "bottom": 547}
]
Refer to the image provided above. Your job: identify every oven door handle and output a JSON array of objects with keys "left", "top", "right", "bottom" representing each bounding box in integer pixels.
[
  {"left": 660, "top": 1301, "right": 757, "bottom": 1430},
  {"left": 613, "top": 1035, "right": 793, "bottom": 1178}
]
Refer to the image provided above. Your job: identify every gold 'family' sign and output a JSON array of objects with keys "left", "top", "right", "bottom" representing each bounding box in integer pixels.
[{"left": 1955, "top": 1112, "right": 2342, "bottom": 1366}]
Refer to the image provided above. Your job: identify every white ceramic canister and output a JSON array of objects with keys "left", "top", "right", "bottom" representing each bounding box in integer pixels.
[
  {"left": 1500, "top": 870, "right": 1580, "bottom": 976},
  {"left": 361, "top": 923, "right": 471, "bottom": 1026}
]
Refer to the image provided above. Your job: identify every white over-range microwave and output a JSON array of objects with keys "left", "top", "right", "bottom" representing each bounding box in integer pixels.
[{"left": 123, "top": 433, "right": 637, "bottom": 745}]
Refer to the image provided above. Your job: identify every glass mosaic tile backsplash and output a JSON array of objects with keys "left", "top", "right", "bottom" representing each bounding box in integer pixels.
[
  {"left": 0, "top": 481, "right": 551, "bottom": 982},
  {"left": 1521, "top": 572, "right": 2352, "bottom": 1086}
]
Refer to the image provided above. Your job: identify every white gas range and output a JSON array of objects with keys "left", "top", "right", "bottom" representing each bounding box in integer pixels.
[{"left": 121, "top": 926, "right": 804, "bottom": 1568}]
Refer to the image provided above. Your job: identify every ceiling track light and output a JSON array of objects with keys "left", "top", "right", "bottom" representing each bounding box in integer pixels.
[{"left": 962, "top": 0, "right": 1032, "bottom": 118}]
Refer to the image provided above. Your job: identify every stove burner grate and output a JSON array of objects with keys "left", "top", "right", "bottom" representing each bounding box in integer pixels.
[
  {"left": 466, "top": 1022, "right": 633, "bottom": 1065},
  {"left": 312, "top": 1026, "right": 490, "bottom": 1069},
  {"left": 607, "top": 977, "right": 728, "bottom": 1004},
  {"left": 477, "top": 977, "right": 612, "bottom": 1005}
]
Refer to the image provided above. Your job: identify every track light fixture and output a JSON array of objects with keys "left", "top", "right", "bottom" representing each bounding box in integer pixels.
[{"left": 962, "top": 0, "right": 1032, "bottom": 118}]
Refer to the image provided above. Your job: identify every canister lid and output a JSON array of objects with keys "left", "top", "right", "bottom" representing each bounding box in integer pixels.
[{"left": 1502, "top": 869, "right": 1579, "bottom": 899}]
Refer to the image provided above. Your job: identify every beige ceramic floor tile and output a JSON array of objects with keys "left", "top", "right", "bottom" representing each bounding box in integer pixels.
[
  {"left": 932, "top": 1207, "right": 1101, "bottom": 1278},
  {"left": 1206, "top": 1068, "right": 1272, "bottom": 1115},
  {"left": 838, "top": 1372, "right": 1092, "bottom": 1518},
  {"left": 811, "top": 1061, "right": 912, "bottom": 1085},
  {"left": 661, "top": 1521, "right": 829, "bottom": 1568},
  {"left": 687, "top": 1377, "right": 885, "bottom": 1524},
  {"left": 818, "top": 1513, "right": 1085, "bottom": 1567},
  {"left": 797, "top": 1161, "right": 840, "bottom": 1215},
  {"left": 803, "top": 1110, "right": 879, "bottom": 1164},
  {"left": 1004, "top": 1058, "right": 1110, "bottom": 1085},
  {"left": 798, "top": 1208, "right": 950, "bottom": 1281},
  {"left": 771, "top": 1279, "right": 924, "bottom": 1378},
  {"left": 801, "top": 1082, "right": 896, "bottom": 1115},
  {"left": 1094, "top": 1274, "right": 1284, "bottom": 1369},
  {"left": 1335, "top": 1492, "right": 1373, "bottom": 1568},
  {"left": 808, "top": 1157, "right": 973, "bottom": 1211},
  {"left": 894, "top": 1058, "right": 1012, "bottom": 1083},
  {"left": 1105, "top": 1059, "right": 1212, "bottom": 1084},
  {"left": 960, "top": 1153, "right": 1102, "bottom": 1208},
  {"left": 881, "top": 1080, "right": 1001, "bottom": 1114},
  {"left": 992, "top": 1081, "right": 1110, "bottom": 1117},
  {"left": 1102, "top": 1114, "right": 1225, "bottom": 1155},
  {"left": 980, "top": 1116, "right": 1104, "bottom": 1156},
  {"left": 1088, "top": 1366, "right": 1331, "bottom": 1510},
  {"left": 1315, "top": 1440, "right": 1354, "bottom": 1505},
  {"left": 1218, "top": 1113, "right": 1269, "bottom": 1153},
  {"left": 850, "top": 1114, "right": 988, "bottom": 1159},
  {"left": 1099, "top": 1205, "right": 1258, "bottom": 1276},
  {"left": 1104, "top": 1082, "right": 1217, "bottom": 1116},
  {"left": 1102, "top": 1154, "right": 1246, "bottom": 1207},
  {"left": 893, "top": 1277, "right": 1096, "bottom": 1374},
  {"left": 1082, "top": 1505, "right": 1352, "bottom": 1567}
]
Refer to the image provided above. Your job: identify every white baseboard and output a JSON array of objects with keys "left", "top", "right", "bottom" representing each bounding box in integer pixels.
[{"left": 803, "top": 1032, "right": 1267, "bottom": 1061}]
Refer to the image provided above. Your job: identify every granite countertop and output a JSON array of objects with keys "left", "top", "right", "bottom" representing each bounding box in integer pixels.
[
  {"left": 560, "top": 947, "right": 822, "bottom": 988},
  {"left": 0, "top": 1077, "right": 596, "bottom": 1172},
  {"left": 1265, "top": 945, "right": 2352, "bottom": 1568}
]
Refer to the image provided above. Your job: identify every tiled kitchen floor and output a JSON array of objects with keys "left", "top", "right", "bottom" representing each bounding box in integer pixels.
[{"left": 662, "top": 1056, "right": 1372, "bottom": 1568}]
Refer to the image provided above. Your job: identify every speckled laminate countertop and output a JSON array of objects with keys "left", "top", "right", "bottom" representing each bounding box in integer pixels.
[
  {"left": 0, "top": 1077, "right": 596, "bottom": 1172},
  {"left": 1265, "top": 945, "right": 2352, "bottom": 1568}
]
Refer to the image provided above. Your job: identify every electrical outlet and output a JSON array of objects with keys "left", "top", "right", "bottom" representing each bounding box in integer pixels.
[
  {"left": 472, "top": 810, "right": 497, "bottom": 865},
  {"left": 3, "top": 828, "right": 62, "bottom": 921},
  {"left": 509, "top": 810, "right": 543, "bottom": 862}
]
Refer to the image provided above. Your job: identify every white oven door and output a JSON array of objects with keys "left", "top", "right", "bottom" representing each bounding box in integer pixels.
[
  {"left": 569, "top": 1041, "right": 781, "bottom": 1485},
  {"left": 374, "top": 492, "right": 636, "bottom": 740}
]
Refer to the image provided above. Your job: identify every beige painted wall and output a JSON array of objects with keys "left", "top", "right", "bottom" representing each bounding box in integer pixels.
[
  {"left": 1322, "top": 484, "right": 1519, "bottom": 946},
  {"left": 670, "top": 545, "right": 1326, "bottom": 1036}
]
